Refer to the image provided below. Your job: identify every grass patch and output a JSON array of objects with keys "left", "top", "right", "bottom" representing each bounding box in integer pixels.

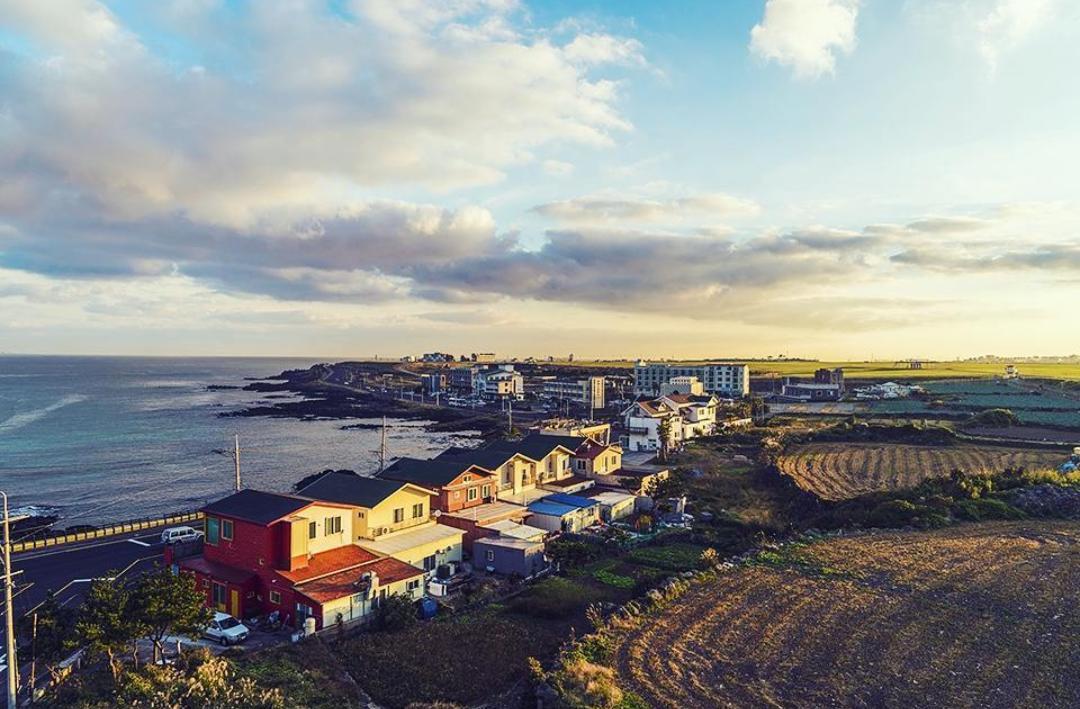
[
  {"left": 626, "top": 543, "right": 708, "bottom": 572},
  {"left": 748, "top": 542, "right": 855, "bottom": 578},
  {"left": 509, "top": 576, "right": 606, "bottom": 619}
]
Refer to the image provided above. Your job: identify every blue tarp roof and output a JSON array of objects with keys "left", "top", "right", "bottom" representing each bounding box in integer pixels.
[
  {"left": 527, "top": 500, "right": 579, "bottom": 517},
  {"left": 545, "top": 493, "right": 598, "bottom": 509}
]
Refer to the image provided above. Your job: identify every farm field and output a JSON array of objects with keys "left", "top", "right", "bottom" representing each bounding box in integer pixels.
[
  {"left": 516, "top": 360, "right": 1080, "bottom": 380},
  {"left": 776, "top": 442, "right": 1063, "bottom": 501},
  {"left": 610, "top": 521, "right": 1080, "bottom": 709}
]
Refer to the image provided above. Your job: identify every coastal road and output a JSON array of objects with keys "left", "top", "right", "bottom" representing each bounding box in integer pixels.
[{"left": 9, "top": 518, "right": 205, "bottom": 618}]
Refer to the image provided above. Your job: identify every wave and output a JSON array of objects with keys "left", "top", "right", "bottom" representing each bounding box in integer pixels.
[{"left": 0, "top": 394, "right": 88, "bottom": 434}]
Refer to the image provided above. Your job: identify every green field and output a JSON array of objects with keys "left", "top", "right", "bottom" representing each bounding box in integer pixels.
[{"left": 541, "top": 360, "right": 1080, "bottom": 381}]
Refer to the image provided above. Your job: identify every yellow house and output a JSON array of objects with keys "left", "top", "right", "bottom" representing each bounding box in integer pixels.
[
  {"left": 572, "top": 440, "right": 623, "bottom": 477},
  {"left": 298, "top": 471, "right": 464, "bottom": 575},
  {"left": 298, "top": 471, "right": 435, "bottom": 540}
]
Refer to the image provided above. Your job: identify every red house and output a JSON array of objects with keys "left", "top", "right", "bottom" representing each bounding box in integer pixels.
[{"left": 179, "top": 489, "right": 425, "bottom": 629}]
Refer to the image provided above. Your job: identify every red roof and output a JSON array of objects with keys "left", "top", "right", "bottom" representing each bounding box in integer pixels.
[
  {"left": 577, "top": 440, "right": 617, "bottom": 460},
  {"left": 277, "top": 545, "right": 380, "bottom": 584},
  {"left": 296, "top": 557, "right": 425, "bottom": 604}
]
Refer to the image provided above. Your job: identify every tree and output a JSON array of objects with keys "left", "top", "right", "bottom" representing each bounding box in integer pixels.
[
  {"left": 76, "top": 575, "right": 144, "bottom": 684},
  {"left": 20, "top": 592, "right": 77, "bottom": 690},
  {"left": 656, "top": 417, "right": 674, "bottom": 462},
  {"left": 132, "top": 567, "right": 212, "bottom": 665},
  {"left": 546, "top": 539, "right": 593, "bottom": 570}
]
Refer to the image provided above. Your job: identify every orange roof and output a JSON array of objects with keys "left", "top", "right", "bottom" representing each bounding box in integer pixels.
[
  {"left": 277, "top": 545, "right": 380, "bottom": 584},
  {"left": 296, "top": 557, "right": 425, "bottom": 604}
]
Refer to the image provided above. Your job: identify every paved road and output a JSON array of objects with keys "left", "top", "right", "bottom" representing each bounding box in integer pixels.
[{"left": 10, "top": 519, "right": 205, "bottom": 617}]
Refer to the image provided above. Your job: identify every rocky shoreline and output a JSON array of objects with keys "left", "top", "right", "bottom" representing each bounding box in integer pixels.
[{"left": 220, "top": 364, "right": 502, "bottom": 436}]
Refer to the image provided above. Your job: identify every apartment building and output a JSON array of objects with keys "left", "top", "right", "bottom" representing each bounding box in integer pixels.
[
  {"left": 633, "top": 361, "right": 749, "bottom": 398},
  {"left": 542, "top": 376, "right": 605, "bottom": 408}
]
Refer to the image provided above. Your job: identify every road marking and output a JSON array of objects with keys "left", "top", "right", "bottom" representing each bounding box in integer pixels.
[{"left": 128, "top": 539, "right": 151, "bottom": 547}]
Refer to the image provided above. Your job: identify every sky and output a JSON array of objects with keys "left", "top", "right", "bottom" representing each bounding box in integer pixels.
[{"left": 1, "top": 0, "right": 1078, "bottom": 360}]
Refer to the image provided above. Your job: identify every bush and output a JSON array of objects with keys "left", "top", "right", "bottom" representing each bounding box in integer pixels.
[
  {"left": 547, "top": 539, "right": 598, "bottom": 570},
  {"left": 968, "top": 408, "right": 1020, "bottom": 427},
  {"left": 867, "top": 500, "right": 920, "bottom": 527},
  {"left": 955, "top": 498, "right": 1025, "bottom": 521},
  {"left": 376, "top": 594, "right": 418, "bottom": 632}
]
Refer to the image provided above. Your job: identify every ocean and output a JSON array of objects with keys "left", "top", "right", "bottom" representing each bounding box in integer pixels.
[{"left": 0, "top": 356, "right": 480, "bottom": 525}]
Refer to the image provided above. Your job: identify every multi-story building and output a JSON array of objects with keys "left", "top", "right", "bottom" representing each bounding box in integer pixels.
[
  {"left": 377, "top": 458, "right": 497, "bottom": 513},
  {"left": 474, "top": 365, "right": 524, "bottom": 400},
  {"left": 633, "top": 361, "right": 749, "bottom": 398},
  {"left": 542, "top": 376, "right": 605, "bottom": 409},
  {"left": 471, "top": 352, "right": 497, "bottom": 363},
  {"left": 421, "top": 373, "right": 447, "bottom": 395},
  {"left": 534, "top": 419, "right": 612, "bottom": 445},
  {"left": 778, "top": 368, "right": 845, "bottom": 401}
]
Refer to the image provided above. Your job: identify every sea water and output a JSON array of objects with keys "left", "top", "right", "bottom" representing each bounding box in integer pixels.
[{"left": 0, "top": 356, "right": 477, "bottom": 525}]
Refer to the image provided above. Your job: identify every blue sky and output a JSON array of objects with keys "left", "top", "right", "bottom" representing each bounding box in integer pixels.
[{"left": 0, "top": 0, "right": 1078, "bottom": 359}]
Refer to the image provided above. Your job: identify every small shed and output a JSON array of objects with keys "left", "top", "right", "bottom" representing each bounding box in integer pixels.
[
  {"left": 527, "top": 495, "right": 599, "bottom": 533},
  {"left": 588, "top": 490, "right": 637, "bottom": 522},
  {"left": 474, "top": 536, "right": 548, "bottom": 578}
]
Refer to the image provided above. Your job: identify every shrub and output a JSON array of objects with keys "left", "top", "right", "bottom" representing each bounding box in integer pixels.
[
  {"left": 867, "top": 499, "right": 919, "bottom": 527},
  {"left": 968, "top": 408, "right": 1020, "bottom": 427},
  {"left": 375, "top": 594, "right": 418, "bottom": 632},
  {"left": 547, "top": 539, "right": 597, "bottom": 570},
  {"left": 955, "top": 498, "right": 1025, "bottom": 521}
]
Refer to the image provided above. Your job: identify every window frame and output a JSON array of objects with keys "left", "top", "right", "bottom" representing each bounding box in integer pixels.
[
  {"left": 393, "top": 507, "right": 405, "bottom": 524},
  {"left": 269, "top": 590, "right": 282, "bottom": 605},
  {"left": 221, "top": 518, "right": 234, "bottom": 541}
]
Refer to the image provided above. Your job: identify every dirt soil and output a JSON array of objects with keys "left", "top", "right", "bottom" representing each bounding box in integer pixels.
[
  {"left": 611, "top": 521, "right": 1080, "bottom": 709},
  {"left": 776, "top": 442, "right": 1064, "bottom": 501}
]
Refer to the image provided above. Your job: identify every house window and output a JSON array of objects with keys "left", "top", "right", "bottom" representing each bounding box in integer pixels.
[
  {"left": 576, "top": 460, "right": 585, "bottom": 470},
  {"left": 393, "top": 508, "right": 405, "bottom": 523},
  {"left": 485, "top": 550, "right": 495, "bottom": 562},
  {"left": 212, "top": 582, "right": 227, "bottom": 607},
  {"left": 325, "top": 516, "right": 342, "bottom": 535},
  {"left": 463, "top": 474, "right": 472, "bottom": 482},
  {"left": 205, "top": 517, "right": 220, "bottom": 545},
  {"left": 482, "top": 484, "right": 491, "bottom": 498},
  {"left": 309, "top": 521, "right": 317, "bottom": 539},
  {"left": 406, "top": 579, "right": 421, "bottom": 592},
  {"left": 423, "top": 554, "right": 437, "bottom": 571},
  {"left": 412, "top": 503, "right": 424, "bottom": 519},
  {"left": 467, "top": 487, "right": 478, "bottom": 501},
  {"left": 269, "top": 590, "right": 281, "bottom": 605},
  {"left": 221, "top": 519, "right": 234, "bottom": 541}
]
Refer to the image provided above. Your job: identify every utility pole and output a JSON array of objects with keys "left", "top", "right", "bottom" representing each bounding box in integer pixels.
[
  {"left": 233, "top": 434, "right": 242, "bottom": 492},
  {"left": 507, "top": 397, "right": 513, "bottom": 436},
  {"left": 378, "top": 416, "right": 388, "bottom": 473},
  {"left": 29, "top": 612, "right": 36, "bottom": 704},
  {"left": 2, "top": 491, "right": 23, "bottom": 709}
]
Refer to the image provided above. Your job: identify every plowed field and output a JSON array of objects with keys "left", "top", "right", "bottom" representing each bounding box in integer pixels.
[
  {"left": 611, "top": 521, "right": 1080, "bottom": 708},
  {"left": 777, "top": 443, "right": 1061, "bottom": 501}
]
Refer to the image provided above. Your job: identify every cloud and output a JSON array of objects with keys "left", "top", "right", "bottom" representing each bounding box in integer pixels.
[
  {"left": 0, "top": 0, "right": 643, "bottom": 229},
  {"left": 977, "top": 0, "right": 1057, "bottom": 71},
  {"left": 892, "top": 243, "right": 1080, "bottom": 273},
  {"left": 542, "top": 160, "right": 575, "bottom": 177},
  {"left": 749, "top": 0, "right": 860, "bottom": 79},
  {"left": 531, "top": 192, "right": 761, "bottom": 224}
]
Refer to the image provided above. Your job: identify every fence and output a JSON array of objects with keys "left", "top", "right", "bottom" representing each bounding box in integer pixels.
[{"left": 12, "top": 510, "right": 204, "bottom": 554}]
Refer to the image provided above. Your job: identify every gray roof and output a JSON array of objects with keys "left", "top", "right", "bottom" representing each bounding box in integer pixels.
[
  {"left": 297, "top": 472, "right": 411, "bottom": 508},
  {"left": 487, "top": 433, "right": 586, "bottom": 461},
  {"left": 379, "top": 457, "right": 491, "bottom": 487},
  {"left": 203, "top": 489, "right": 312, "bottom": 525}
]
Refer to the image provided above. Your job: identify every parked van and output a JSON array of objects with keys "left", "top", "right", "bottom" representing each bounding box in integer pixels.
[{"left": 161, "top": 526, "right": 202, "bottom": 545}]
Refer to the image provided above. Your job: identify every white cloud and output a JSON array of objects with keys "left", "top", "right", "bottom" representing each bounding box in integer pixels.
[
  {"left": 977, "top": 0, "right": 1056, "bottom": 71},
  {"left": 749, "top": 0, "right": 860, "bottom": 79},
  {"left": 0, "top": 0, "right": 642, "bottom": 229},
  {"left": 542, "top": 160, "right": 575, "bottom": 177},
  {"left": 532, "top": 192, "right": 761, "bottom": 224}
]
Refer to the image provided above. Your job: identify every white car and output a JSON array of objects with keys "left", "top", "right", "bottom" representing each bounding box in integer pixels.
[
  {"left": 161, "top": 526, "right": 203, "bottom": 545},
  {"left": 203, "top": 612, "right": 250, "bottom": 646}
]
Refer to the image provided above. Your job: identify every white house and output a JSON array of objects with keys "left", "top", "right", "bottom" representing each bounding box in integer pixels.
[{"left": 621, "top": 393, "right": 719, "bottom": 452}]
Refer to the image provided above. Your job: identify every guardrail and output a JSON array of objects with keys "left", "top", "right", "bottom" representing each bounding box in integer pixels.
[{"left": 12, "top": 511, "right": 204, "bottom": 554}]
